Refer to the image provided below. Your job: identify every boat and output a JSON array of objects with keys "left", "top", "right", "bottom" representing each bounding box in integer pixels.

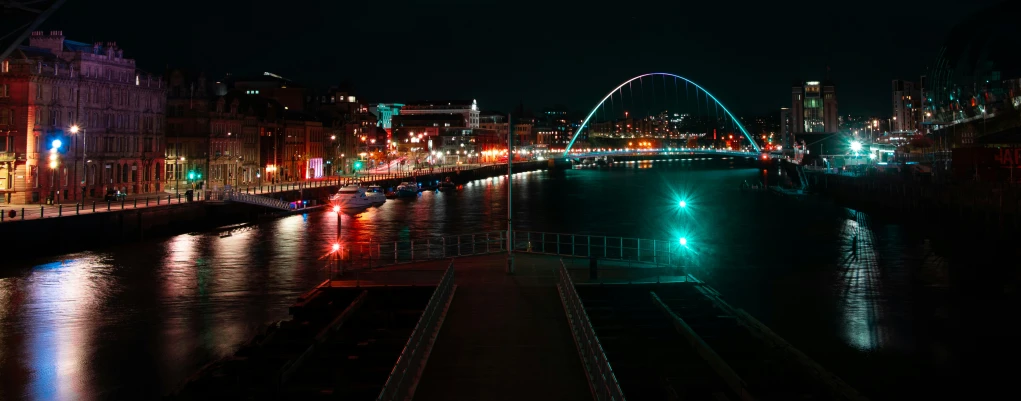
[
  {"left": 365, "top": 185, "right": 387, "bottom": 205},
  {"left": 438, "top": 177, "right": 456, "bottom": 191},
  {"left": 330, "top": 184, "right": 377, "bottom": 208},
  {"left": 395, "top": 182, "right": 419, "bottom": 198}
]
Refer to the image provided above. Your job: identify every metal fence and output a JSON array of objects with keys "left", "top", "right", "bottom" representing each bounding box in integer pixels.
[
  {"left": 557, "top": 258, "right": 627, "bottom": 401},
  {"left": 337, "top": 231, "right": 683, "bottom": 271},
  {"left": 376, "top": 261, "right": 456, "bottom": 401}
]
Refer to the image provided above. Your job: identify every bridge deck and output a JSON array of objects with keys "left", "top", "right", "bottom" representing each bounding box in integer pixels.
[{"left": 411, "top": 253, "right": 592, "bottom": 401}]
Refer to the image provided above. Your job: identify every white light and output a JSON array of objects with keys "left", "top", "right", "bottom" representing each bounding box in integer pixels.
[
  {"left": 850, "top": 141, "right": 862, "bottom": 152},
  {"left": 51, "top": 139, "right": 61, "bottom": 149},
  {"left": 679, "top": 237, "right": 688, "bottom": 246},
  {"left": 679, "top": 201, "right": 686, "bottom": 208}
]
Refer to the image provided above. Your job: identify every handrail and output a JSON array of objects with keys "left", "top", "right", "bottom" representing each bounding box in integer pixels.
[
  {"left": 277, "top": 290, "right": 369, "bottom": 387},
  {"left": 341, "top": 231, "right": 681, "bottom": 270},
  {"left": 556, "top": 258, "right": 626, "bottom": 401},
  {"left": 649, "top": 291, "right": 755, "bottom": 401},
  {"left": 376, "top": 260, "right": 456, "bottom": 401}
]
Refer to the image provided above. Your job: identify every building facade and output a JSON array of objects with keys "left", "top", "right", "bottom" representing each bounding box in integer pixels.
[
  {"left": 892, "top": 80, "right": 920, "bottom": 132},
  {"left": 0, "top": 31, "right": 165, "bottom": 204},
  {"left": 401, "top": 100, "right": 480, "bottom": 128},
  {"left": 791, "top": 80, "right": 838, "bottom": 134}
]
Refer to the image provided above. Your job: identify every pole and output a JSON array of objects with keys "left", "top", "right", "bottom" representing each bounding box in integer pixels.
[{"left": 507, "top": 113, "right": 514, "bottom": 274}]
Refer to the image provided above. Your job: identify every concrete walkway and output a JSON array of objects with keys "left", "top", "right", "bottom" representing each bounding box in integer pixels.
[{"left": 413, "top": 253, "right": 592, "bottom": 401}]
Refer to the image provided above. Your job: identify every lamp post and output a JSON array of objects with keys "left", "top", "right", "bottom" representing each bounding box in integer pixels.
[
  {"left": 177, "top": 156, "right": 185, "bottom": 196},
  {"left": 48, "top": 139, "right": 61, "bottom": 205},
  {"left": 70, "top": 125, "right": 84, "bottom": 203}
]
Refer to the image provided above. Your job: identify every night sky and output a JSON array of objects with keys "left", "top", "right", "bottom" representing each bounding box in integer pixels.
[{"left": 38, "top": 0, "right": 1001, "bottom": 116}]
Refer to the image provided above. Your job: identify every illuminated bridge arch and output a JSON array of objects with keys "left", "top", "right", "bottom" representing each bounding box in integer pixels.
[{"left": 564, "top": 72, "right": 761, "bottom": 156}]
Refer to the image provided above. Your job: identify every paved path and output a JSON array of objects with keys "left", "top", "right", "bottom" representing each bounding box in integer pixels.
[{"left": 413, "top": 253, "right": 592, "bottom": 401}]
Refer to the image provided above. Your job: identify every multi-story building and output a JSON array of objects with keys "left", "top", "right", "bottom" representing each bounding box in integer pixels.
[
  {"left": 401, "top": 100, "right": 480, "bottom": 128},
  {"left": 791, "top": 80, "right": 838, "bottom": 134},
  {"left": 0, "top": 31, "right": 165, "bottom": 204},
  {"left": 892, "top": 80, "right": 920, "bottom": 133}
]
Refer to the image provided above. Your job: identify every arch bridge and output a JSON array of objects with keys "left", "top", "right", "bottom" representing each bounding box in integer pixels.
[{"left": 563, "top": 73, "right": 763, "bottom": 158}]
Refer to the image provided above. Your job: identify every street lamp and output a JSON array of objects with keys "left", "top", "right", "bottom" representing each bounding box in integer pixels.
[
  {"left": 177, "top": 156, "right": 185, "bottom": 195},
  {"left": 70, "top": 125, "right": 86, "bottom": 202}
]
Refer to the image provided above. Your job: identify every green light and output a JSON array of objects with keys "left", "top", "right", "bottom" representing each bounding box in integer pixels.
[
  {"left": 679, "top": 237, "right": 688, "bottom": 246},
  {"left": 353, "top": 161, "right": 363, "bottom": 170},
  {"left": 679, "top": 200, "right": 687, "bottom": 208},
  {"left": 188, "top": 171, "right": 195, "bottom": 180}
]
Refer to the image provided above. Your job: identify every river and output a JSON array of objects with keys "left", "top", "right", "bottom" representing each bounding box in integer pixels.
[{"left": 0, "top": 158, "right": 1017, "bottom": 400}]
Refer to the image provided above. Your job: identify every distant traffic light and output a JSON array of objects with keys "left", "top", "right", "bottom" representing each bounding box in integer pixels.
[
  {"left": 188, "top": 171, "right": 196, "bottom": 180},
  {"left": 353, "top": 160, "right": 363, "bottom": 171}
]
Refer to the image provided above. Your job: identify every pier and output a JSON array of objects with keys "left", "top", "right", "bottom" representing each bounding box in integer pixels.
[{"left": 171, "top": 240, "right": 865, "bottom": 401}]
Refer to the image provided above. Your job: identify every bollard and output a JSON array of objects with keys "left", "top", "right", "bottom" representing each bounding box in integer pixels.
[
  {"left": 58, "top": 204, "right": 62, "bottom": 217},
  {"left": 146, "top": 197, "right": 149, "bottom": 207},
  {"left": 76, "top": 204, "right": 80, "bottom": 215},
  {"left": 40, "top": 205, "right": 44, "bottom": 218},
  {"left": 93, "top": 201, "right": 96, "bottom": 212},
  {"left": 22, "top": 208, "right": 25, "bottom": 220},
  {"left": 134, "top": 198, "right": 137, "bottom": 208},
  {"left": 107, "top": 201, "right": 111, "bottom": 211}
]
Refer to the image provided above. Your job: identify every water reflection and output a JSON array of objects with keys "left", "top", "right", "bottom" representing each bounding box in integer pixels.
[{"left": 0, "top": 162, "right": 1012, "bottom": 400}]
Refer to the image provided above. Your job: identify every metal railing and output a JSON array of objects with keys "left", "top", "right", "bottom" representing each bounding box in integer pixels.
[
  {"left": 340, "top": 231, "right": 683, "bottom": 270},
  {"left": 222, "top": 190, "right": 293, "bottom": 210},
  {"left": 512, "top": 231, "right": 681, "bottom": 268},
  {"left": 343, "top": 232, "right": 508, "bottom": 270},
  {"left": 557, "top": 258, "right": 626, "bottom": 401},
  {"left": 376, "top": 260, "right": 456, "bottom": 401}
]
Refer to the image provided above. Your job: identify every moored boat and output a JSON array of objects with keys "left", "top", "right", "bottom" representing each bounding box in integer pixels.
[{"left": 395, "top": 182, "right": 419, "bottom": 198}]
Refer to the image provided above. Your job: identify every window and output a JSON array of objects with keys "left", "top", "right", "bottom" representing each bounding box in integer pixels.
[
  {"left": 0, "top": 84, "right": 7, "bottom": 97},
  {"left": 37, "top": 84, "right": 43, "bottom": 99},
  {"left": 1, "top": 60, "right": 8, "bottom": 73},
  {"left": 0, "top": 109, "right": 11, "bottom": 125}
]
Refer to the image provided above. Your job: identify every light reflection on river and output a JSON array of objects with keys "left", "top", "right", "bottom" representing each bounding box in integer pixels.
[{"left": 0, "top": 159, "right": 1017, "bottom": 400}]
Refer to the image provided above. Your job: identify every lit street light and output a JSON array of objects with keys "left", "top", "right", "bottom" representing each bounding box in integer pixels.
[
  {"left": 679, "top": 200, "right": 686, "bottom": 208},
  {"left": 679, "top": 237, "right": 688, "bottom": 246}
]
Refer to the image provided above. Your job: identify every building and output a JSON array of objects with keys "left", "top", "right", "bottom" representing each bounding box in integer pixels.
[
  {"left": 369, "top": 103, "right": 403, "bottom": 133},
  {"left": 790, "top": 80, "right": 838, "bottom": 134},
  {"left": 892, "top": 80, "right": 920, "bottom": 132},
  {"left": 0, "top": 31, "right": 166, "bottom": 204},
  {"left": 400, "top": 100, "right": 480, "bottom": 128},
  {"left": 231, "top": 72, "right": 306, "bottom": 112}
]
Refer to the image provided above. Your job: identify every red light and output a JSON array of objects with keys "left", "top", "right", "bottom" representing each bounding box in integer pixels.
[
  {"left": 332, "top": 205, "right": 341, "bottom": 213},
  {"left": 332, "top": 243, "right": 340, "bottom": 252}
]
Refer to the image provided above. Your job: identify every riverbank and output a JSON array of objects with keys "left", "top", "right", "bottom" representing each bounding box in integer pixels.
[{"left": 0, "top": 161, "right": 557, "bottom": 262}]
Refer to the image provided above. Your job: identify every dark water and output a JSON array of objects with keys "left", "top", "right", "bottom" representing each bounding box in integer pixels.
[{"left": 1, "top": 159, "right": 1018, "bottom": 400}]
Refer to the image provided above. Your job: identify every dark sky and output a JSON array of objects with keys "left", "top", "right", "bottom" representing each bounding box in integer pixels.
[{"left": 40, "top": 0, "right": 999, "bottom": 116}]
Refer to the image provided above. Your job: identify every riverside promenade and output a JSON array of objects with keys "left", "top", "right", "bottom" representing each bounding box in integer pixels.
[{"left": 0, "top": 162, "right": 546, "bottom": 223}]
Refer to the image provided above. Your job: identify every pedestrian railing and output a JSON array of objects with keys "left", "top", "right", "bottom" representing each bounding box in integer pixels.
[
  {"left": 377, "top": 260, "right": 456, "bottom": 401},
  {"left": 557, "top": 258, "right": 627, "bottom": 401},
  {"left": 222, "top": 191, "right": 293, "bottom": 210},
  {"left": 512, "top": 231, "right": 682, "bottom": 267},
  {"left": 337, "top": 231, "right": 683, "bottom": 271}
]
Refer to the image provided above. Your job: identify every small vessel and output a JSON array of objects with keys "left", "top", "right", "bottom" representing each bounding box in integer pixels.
[
  {"left": 331, "top": 184, "right": 376, "bottom": 208},
  {"left": 438, "top": 177, "right": 456, "bottom": 191},
  {"left": 365, "top": 185, "right": 387, "bottom": 205},
  {"left": 395, "top": 182, "right": 419, "bottom": 198}
]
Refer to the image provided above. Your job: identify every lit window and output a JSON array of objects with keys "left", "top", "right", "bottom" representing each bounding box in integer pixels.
[{"left": 1, "top": 60, "right": 7, "bottom": 73}]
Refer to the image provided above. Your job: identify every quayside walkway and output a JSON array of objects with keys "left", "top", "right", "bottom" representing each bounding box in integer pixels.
[{"left": 409, "top": 253, "right": 591, "bottom": 401}]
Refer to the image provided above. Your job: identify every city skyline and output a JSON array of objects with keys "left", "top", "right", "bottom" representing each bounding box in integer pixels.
[{"left": 35, "top": 0, "right": 1006, "bottom": 116}]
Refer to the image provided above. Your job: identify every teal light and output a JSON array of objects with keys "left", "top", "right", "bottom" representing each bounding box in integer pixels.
[
  {"left": 679, "top": 200, "right": 687, "bottom": 208},
  {"left": 679, "top": 237, "right": 688, "bottom": 246}
]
